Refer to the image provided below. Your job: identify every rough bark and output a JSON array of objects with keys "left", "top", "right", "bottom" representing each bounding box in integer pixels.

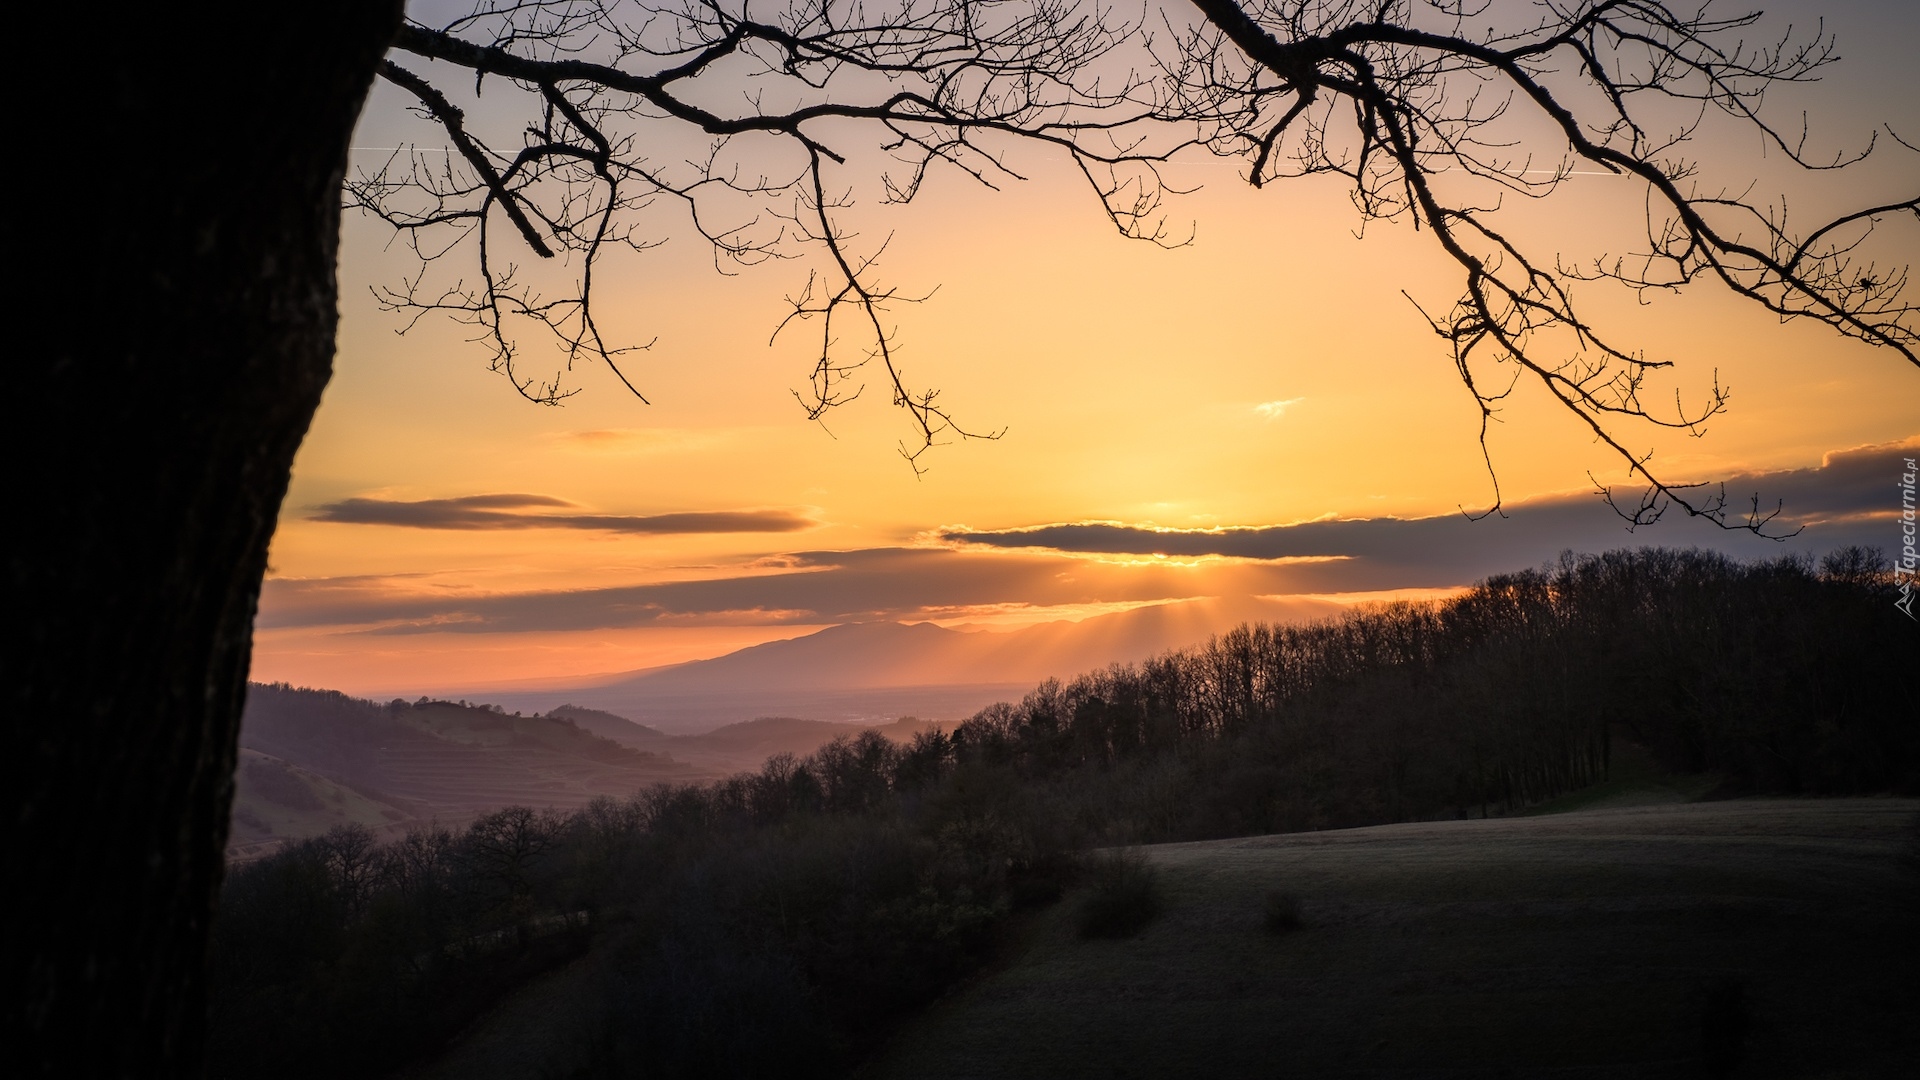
[{"left": 6, "top": 4, "right": 404, "bottom": 1075}]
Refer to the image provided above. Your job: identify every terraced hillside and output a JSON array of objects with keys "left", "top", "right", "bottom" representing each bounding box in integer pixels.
[
  {"left": 227, "top": 749, "right": 427, "bottom": 860},
  {"left": 234, "top": 684, "right": 696, "bottom": 852},
  {"left": 233, "top": 686, "right": 945, "bottom": 856}
]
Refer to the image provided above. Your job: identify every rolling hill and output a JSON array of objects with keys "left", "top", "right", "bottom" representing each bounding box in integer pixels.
[
  {"left": 867, "top": 799, "right": 1920, "bottom": 1079},
  {"left": 406, "top": 797, "right": 1920, "bottom": 1080},
  {"left": 233, "top": 686, "right": 954, "bottom": 855},
  {"left": 232, "top": 684, "right": 693, "bottom": 854},
  {"left": 543, "top": 703, "right": 944, "bottom": 772},
  {"left": 227, "top": 749, "right": 428, "bottom": 861}
]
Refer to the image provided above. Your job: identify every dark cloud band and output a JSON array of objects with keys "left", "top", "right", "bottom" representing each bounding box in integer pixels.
[
  {"left": 311, "top": 494, "right": 813, "bottom": 535},
  {"left": 938, "top": 439, "right": 1917, "bottom": 561},
  {"left": 262, "top": 439, "right": 1914, "bottom": 635}
]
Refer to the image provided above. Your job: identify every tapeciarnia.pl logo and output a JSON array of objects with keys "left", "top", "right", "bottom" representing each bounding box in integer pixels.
[{"left": 1898, "top": 456, "right": 1917, "bottom": 620}]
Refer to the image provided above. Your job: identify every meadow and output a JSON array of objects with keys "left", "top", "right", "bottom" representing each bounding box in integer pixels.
[{"left": 866, "top": 799, "right": 1919, "bottom": 1079}]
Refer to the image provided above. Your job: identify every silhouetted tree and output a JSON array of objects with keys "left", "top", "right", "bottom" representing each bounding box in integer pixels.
[
  {"left": 461, "top": 806, "right": 563, "bottom": 939},
  {"left": 12, "top": 3, "right": 1916, "bottom": 1075},
  {"left": 12, "top": 5, "right": 405, "bottom": 1076}
]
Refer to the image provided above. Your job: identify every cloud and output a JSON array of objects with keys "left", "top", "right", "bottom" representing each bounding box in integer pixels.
[
  {"left": 260, "top": 438, "right": 1916, "bottom": 636},
  {"left": 310, "top": 494, "right": 814, "bottom": 534},
  {"left": 1253, "top": 398, "right": 1304, "bottom": 420},
  {"left": 939, "top": 438, "right": 1919, "bottom": 585},
  {"left": 257, "top": 547, "right": 1222, "bottom": 634},
  {"left": 1743, "top": 438, "right": 1920, "bottom": 523}
]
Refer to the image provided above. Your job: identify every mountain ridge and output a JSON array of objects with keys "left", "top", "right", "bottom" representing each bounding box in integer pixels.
[{"left": 475, "top": 594, "right": 1350, "bottom": 729}]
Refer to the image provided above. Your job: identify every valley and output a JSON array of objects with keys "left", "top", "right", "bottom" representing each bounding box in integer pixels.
[{"left": 228, "top": 685, "right": 945, "bottom": 856}]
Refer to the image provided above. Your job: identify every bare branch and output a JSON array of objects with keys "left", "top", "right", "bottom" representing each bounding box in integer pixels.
[{"left": 353, "top": 0, "right": 1918, "bottom": 494}]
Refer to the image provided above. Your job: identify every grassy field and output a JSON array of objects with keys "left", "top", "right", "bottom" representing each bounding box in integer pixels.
[{"left": 862, "top": 799, "right": 1919, "bottom": 1080}]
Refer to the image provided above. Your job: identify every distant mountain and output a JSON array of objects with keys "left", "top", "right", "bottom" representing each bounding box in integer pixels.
[
  {"left": 663, "top": 715, "right": 943, "bottom": 772},
  {"left": 625, "top": 594, "right": 1346, "bottom": 693},
  {"left": 500, "top": 705, "right": 945, "bottom": 773},
  {"left": 629, "top": 621, "right": 968, "bottom": 693},
  {"left": 480, "top": 594, "right": 1348, "bottom": 730}
]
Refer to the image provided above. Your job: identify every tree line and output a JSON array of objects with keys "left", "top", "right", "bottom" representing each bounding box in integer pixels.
[
  {"left": 935, "top": 546, "right": 1915, "bottom": 842},
  {"left": 210, "top": 735, "right": 1070, "bottom": 1077},
  {"left": 209, "top": 546, "right": 1916, "bottom": 1077}
]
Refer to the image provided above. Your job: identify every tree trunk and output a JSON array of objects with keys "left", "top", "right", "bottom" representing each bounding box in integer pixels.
[{"left": 7, "top": 4, "right": 402, "bottom": 1075}]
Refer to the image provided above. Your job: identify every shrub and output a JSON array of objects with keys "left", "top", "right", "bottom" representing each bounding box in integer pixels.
[
  {"left": 1008, "top": 848, "right": 1075, "bottom": 909},
  {"left": 1076, "top": 848, "right": 1162, "bottom": 939},
  {"left": 1262, "top": 890, "right": 1303, "bottom": 935}
]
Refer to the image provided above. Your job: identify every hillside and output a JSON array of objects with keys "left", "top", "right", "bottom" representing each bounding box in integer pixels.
[
  {"left": 233, "top": 684, "right": 695, "bottom": 851},
  {"left": 227, "top": 749, "right": 427, "bottom": 860},
  {"left": 233, "top": 687, "right": 953, "bottom": 853},
  {"left": 400, "top": 798, "right": 1920, "bottom": 1080},
  {"left": 513, "top": 703, "right": 949, "bottom": 774},
  {"left": 532, "top": 704, "right": 946, "bottom": 772},
  {"left": 546, "top": 704, "right": 669, "bottom": 744},
  {"left": 863, "top": 799, "right": 1920, "bottom": 1080},
  {"left": 664, "top": 715, "right": 944, "bottom": 773}
]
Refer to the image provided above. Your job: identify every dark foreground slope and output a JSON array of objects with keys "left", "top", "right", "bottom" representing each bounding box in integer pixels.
[{"left": 867, "top": 799, "right": 1920, "bottom": 1080}]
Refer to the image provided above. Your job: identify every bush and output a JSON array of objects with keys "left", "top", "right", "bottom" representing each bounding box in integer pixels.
[
  {"left": 1008, "top": 848, "right": 1075, "bottom": 909},
  {"left": 1262, "top": 890, "right": 1303, "bottom": 935},
  {"left": 1076, "top": 848, "right": 1162, "bottom": 939}
]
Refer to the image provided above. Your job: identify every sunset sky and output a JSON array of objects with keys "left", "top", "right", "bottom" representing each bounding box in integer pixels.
[{"left": 252, "top": 0, "right": 1919, "bottom": 696}]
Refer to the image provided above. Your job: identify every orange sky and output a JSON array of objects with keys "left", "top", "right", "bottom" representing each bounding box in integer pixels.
[{"left": 252, "top": 0, "right": 1920, "bottom": 696}]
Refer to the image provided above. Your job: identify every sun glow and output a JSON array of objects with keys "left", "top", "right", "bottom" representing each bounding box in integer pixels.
[{"left": 257, "top": 0, "right": 1920, "bottom": 695}]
